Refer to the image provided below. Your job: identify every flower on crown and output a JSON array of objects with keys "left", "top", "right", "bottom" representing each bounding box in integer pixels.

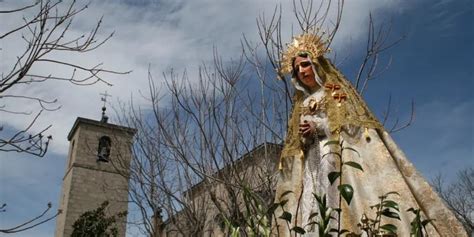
[{"left": 280, "top": 31, "right": 330, "bottom": 76}]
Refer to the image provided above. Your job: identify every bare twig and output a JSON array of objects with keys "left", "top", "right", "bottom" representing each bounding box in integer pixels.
[
  {"left": 388, "top": 99, "right": 415, "bottom": 133},
  {"left": 1, "top": 0, "right": 130, "bottom": 157},
  {"left": 354, "top": 13, "right": 405, "bottom": 95},
  {"left": 0, "top": 203, "right": 62, "bottom": 234}
]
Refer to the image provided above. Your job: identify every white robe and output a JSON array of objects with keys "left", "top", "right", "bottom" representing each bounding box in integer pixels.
[{"left": 273, "top": 78, "right": 467, "bottom": 237}]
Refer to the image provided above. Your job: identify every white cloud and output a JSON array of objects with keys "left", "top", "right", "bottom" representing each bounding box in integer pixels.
[
  {"left": 1, "top": 0, "right": 412, "bottom": 155},
  {"left": 393, "top": 99, "right": 474, "bottom": 181},
  {"left": 1, "top": 0, "right": 419, "bottom": 235}
]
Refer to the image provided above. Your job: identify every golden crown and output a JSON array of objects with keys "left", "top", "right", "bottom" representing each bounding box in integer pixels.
[{"left": 280, "top": 32, "right": 330, "bottom": 75}]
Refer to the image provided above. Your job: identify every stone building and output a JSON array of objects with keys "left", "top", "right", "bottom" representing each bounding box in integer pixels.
[
  {"left": 160, "top": 143, "right": 282, "bottom": 237},
  {"left": 53, "top": 101, "right": 281, "bottom": 237},
  {"left": 54, "top": 110, "right": 136, "bottom": 237}
]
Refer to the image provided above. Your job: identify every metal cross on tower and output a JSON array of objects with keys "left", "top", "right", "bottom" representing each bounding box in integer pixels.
[
  {"left": 100, "top": 91, "right": 112, "bottom": 107},
  {"left": 100, "top": 91, "right": 112, "bottom": 123}
]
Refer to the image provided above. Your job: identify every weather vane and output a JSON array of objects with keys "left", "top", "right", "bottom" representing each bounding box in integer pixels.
[{"left": 99, "top": 91, "right": 112, "bottom": 123}]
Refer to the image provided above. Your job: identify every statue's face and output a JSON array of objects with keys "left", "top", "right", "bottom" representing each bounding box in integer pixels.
[{"left": 294, "top": 56, "right": 318, "bottom": 89}]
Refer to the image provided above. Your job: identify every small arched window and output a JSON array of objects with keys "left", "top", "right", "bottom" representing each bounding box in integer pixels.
[{"left": 97, "top": 136, "right": 111, "bottom": 162}]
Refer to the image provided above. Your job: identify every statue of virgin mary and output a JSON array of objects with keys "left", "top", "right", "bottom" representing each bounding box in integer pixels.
[{"left": 272, "top": 32, "right": 467, "bottom": 236}]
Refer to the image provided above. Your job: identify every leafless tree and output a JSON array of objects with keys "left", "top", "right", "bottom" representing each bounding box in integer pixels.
[
  {"left": 0, "top": 0, "right": 128, "bottom": 235},
  {"left": 243, "top": 0, "right": 413, "bottom": 134},
  {"left": 242, "top": 0, "right": 345, "bottom": 104},
  {"left": 0, "top": 202, "right": 61, "bottom": 234},
  {"left": 0, "top": 0, "right": 130, "bottom": 157},
  {"left": 115, "top": 0, "right": 413, "bottom": 236},
  {"left": 116, "top": 56, "right": 285, "bottom": 236},
  {"left": 432, "top": 168, "right": 474, "bottom": 235},
  {"left": 354, "top": 14, "right": 414, "bottom": 133}
]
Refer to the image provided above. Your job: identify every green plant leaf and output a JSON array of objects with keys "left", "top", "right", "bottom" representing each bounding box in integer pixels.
[
  {"left": 308, "top": 212, "right": 319, "bottom": 221},
  {"left": 342, "top": 146, "right": 360, "bottom": 157},
  {"left": 381, "top": 208, "right": 401, "bottom": 220},
  {"left": 291, "top": 226, "right": 306, "bottom": 235},
  {"left": 322, "top": 152, "right": 341, "bottom": 159},
  {"left": 267, "top": 203, "right": 279, "bottom": 215},
  {"left": 382, "top": 200, "right": 400, "bottom": 211},
  {"left": 328, "top": 171, "right": 341, "bottom": 185},
  {"left": 280, "top": 190, "right": 293, "bottom": 199},
  {"left": 370, "top": 204, "right": 380, "bottom": 209},
  {"left": 324, "top": 140, "right": 340, "bottom": 147},
  {"left": 340, "top": 229, "right": 350, "bottom": 234},
  {"left": 385, "top": 191, "right": 400, "bottom": 197},
  {"left": 380, "top": 224, "right": 398, "bottom": 234},
  {"left": 313, "top": 193, "right": 322, "bottom": 203},
  {"left": 279, "top": 199, "right": 288, "bottom": 207},
  {"left": 343, "top": 161, "right": 364, "bottom": 171},
  {"left": 407, "top": 207, "right": 416, "bottom": 212},
  {"left": 338, "top": 184, "right": 354, "bottom": 205},
  {"left": 411, "top": 224, "right": 422, "bottom": 237},
  {"left": 305, "top": 221, "right": 318, "bottom": 227},
  {"left": 422, "top": 219, "right": 435, "bottom": 227},
  {"left": 279, "top": 211, "right": 292, "bottom": 222}
]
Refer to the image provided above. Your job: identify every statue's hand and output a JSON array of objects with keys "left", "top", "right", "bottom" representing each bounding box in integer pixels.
[{"left": 299, "top": 120, "right": 317, "bottom": 138}]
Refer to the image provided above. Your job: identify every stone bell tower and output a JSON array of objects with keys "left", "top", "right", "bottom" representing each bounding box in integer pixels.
[{"left": 55, "top": 94, "right": 136, "bottom": 237}]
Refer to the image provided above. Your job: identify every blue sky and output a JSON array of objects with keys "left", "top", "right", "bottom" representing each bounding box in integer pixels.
[
  {"left": 338, "top": 0, "right": 473, "bottom": 180},
  {"left": 0, "top": 0, "right": 472, "bottom": 236}
]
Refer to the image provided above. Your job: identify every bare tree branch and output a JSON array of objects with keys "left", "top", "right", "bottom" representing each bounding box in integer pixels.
[
  {"left": 388, "top": 99, "right": 415, "bottom": 133},
  {"left": 354, "top": 13, "right": 405, "bottom": 95},
  {"left": 0, "top": 110, "right": 52, "bottom": 157},
  {"left": 0, "top": 202, "right": 62, "bottom": 234},
  {"left": 1, "top": 0, "right": 130, "bottom": 157},
  {"left": 431, "top": 168, "right": 474, "bottom": 235}
]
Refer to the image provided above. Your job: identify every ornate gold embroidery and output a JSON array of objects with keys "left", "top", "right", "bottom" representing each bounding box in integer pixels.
[
  {"left": 332, "top": 92, "right": 347, "bottom": 107},
  {"left": 325, "top": 83, "right": 341, "bottom": 96},
  {"left": 280, "top": 33, "right": 383, "bottom": 168},
  {"left": 280, "top": 32, "right": 330, "bottom": 75},
  {"left": 301, "top": 97, "right": 326, "bottom": 116}
]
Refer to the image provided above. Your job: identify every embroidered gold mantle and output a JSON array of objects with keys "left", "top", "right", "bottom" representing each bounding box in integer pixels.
[{"left": 274, "top": 56, "right": 467, "bottom": 237}]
